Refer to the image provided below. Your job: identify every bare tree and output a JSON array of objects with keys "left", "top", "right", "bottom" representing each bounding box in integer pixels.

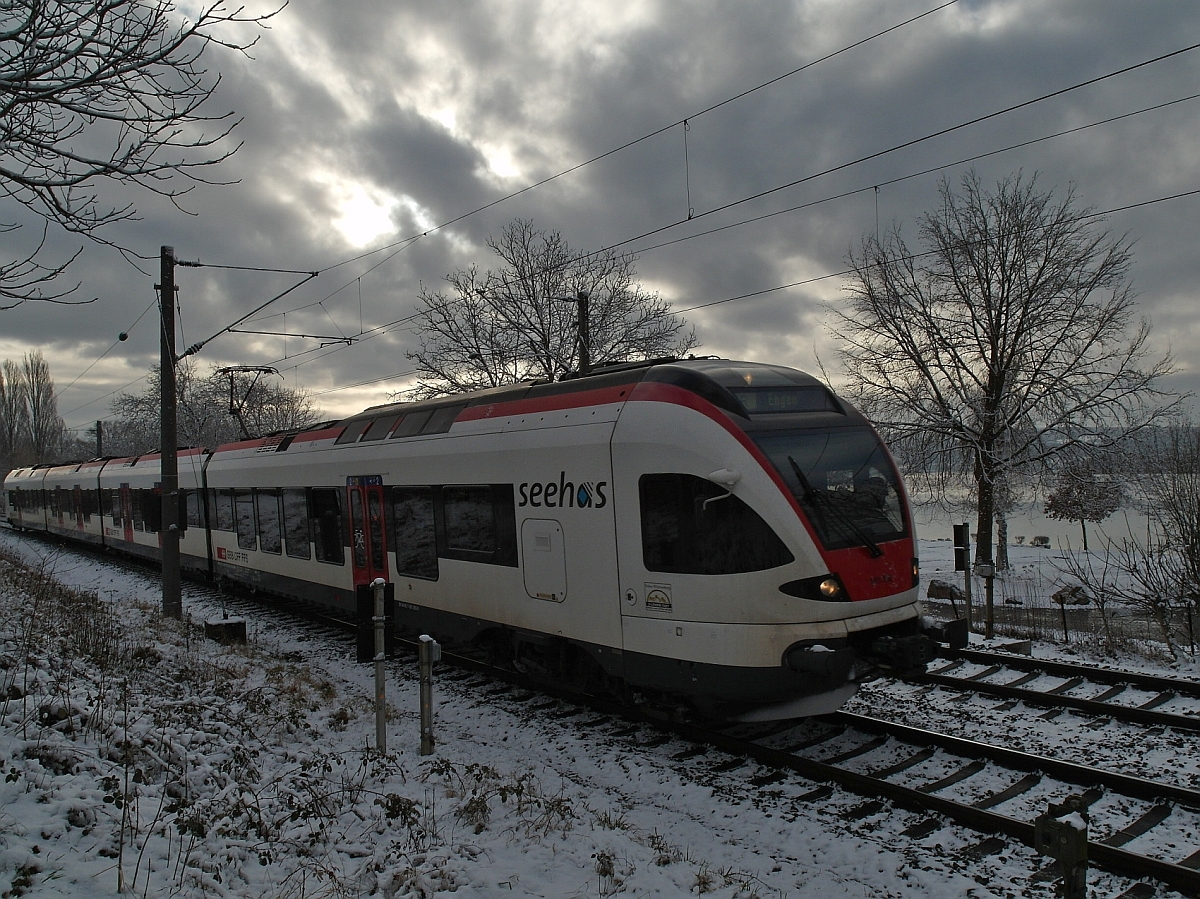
[
  {"left": 0, "top": 358, "right": 29, "bottom": 470},
  {"left": 836, "top": 171, "right": 1176, "bottom": 569},
  {"left": 107, "top": 362, "right": 321, "bottom": 455},
  {"left": 22, "top": 350, "right": 64, "bottom": 462},
  {"left": 1140, "top": 422, "right": 1200, "bottom": 601},
  {"left": 406, "top": 220, "right": 698, "bottom": 399},
  {"left": 0, "top": 0, "right": 276, "bottom": 304}
]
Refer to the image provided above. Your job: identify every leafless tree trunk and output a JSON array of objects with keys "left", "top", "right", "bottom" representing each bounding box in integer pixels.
[
  {"left": 406, "top": 220, "right": 698, "bottom": 399},
  {"left": 835, "top": 171, "right": 1177, "bottom": 564},
  {"left": 0, "top": 358, "right": 28, "bottom": 469},
  {"left": 22, "top": 350, "right": 64, "bottom": 463}
]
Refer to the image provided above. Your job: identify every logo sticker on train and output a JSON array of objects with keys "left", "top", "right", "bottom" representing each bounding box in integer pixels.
[
  {"left": 216, "top": 547, "right": 250, "bottom": 565},
  {"left": 518, "top": 472, "right": 608, "bottom": 509}
]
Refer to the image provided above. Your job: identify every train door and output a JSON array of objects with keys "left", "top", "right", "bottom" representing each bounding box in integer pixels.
[
  {"left": 72, "top": 486, "right": 84, "bottom": 530},
  {"left": 120, "top": 484, "right": 134, "bottom": 542},
  {"left": 346, "top": 476, "right": 389, "bottom": 588},
  {"left": 521, "top": 519, "right": 567, "bottom": 602}
]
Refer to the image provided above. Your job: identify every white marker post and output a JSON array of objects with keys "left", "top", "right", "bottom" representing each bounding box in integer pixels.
[
  {"left": 418, "top": 634, "right": 441, "bottom": 755},
  {"left": 372, "top": 577, "right": 387, "bottom": 753}
]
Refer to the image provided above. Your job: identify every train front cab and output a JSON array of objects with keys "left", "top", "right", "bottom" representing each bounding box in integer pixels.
[{"left": 611, "top": 360, "right": 928, "bottom": 720}]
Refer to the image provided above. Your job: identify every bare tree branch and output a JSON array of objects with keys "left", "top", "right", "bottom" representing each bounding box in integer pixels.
[
  {"left": 0, "top": 0, "right": 280, "bottom": 300},
  {"left": 405, "top": 220, "right": 698, "bottom": 400}
]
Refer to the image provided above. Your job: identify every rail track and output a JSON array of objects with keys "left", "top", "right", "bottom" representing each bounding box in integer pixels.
[
  {"left": 425, "top": 650, "right": 1200, "bottom": 895},
  {"left": 8, "top": 529, "right": 1199, "bottom": 895},
  {"left": 910, "top": 646, "right": 1200, "bottom": 734}
]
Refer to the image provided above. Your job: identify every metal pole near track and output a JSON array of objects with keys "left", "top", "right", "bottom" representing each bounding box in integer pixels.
[
  {"left": 419, "top": 634, "right": 440, "bottom": 755},
  {"left": 159, "top": 246, "right": 182, "bottom": 620},
  {"left": 372, "top": 577, "right": 387, "bottom": 753}
]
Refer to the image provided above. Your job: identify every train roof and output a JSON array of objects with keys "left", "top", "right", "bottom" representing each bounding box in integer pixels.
[{"left": 329, "top": 357, "right": 846, "bottom": 442}]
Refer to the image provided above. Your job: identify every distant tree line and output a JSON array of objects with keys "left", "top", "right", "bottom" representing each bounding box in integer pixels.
[
  {"left": 0, "top": 350, "right": 74, "bottom": 473},
  {"left": 104, "top": 364, "right": 322, "bottom": 457},
  {"left": 0, "top": 357, "right": 322, "bottom": 477}
]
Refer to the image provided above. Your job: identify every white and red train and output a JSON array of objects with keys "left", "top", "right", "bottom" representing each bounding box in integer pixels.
[{"left": 3, "top": 358, "right": 955, "bottom": 720}]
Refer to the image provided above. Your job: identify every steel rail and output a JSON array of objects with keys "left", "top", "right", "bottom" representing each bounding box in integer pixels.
[
  {"left": 911, "top": 669, "right": 1200, "bottom": 733},
  {"left": 941, "top": 647, "right": 1200, "bottom": 700},
  {"left": 665, "top": 717, "right": 1200, "bottom": 896},
  {"left": 832, "top": 710, "right": 1200, "bottom": 808}
]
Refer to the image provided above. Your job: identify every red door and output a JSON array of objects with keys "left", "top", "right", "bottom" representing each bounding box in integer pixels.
[{"left": 347, "top": 476, "right": 389, "bottom": 588}]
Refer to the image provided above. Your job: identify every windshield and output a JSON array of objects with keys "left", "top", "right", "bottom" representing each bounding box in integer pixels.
[{"left": 752, "top": 426, "right": 907, "bottom": 551}]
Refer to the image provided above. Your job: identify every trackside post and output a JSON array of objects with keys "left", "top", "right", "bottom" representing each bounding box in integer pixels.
[
  {"left": 419, "top": 634, "right": 441, "bottom": 755},
  {"left": 1034, "top": 795, "right": 1089, "bottom": 899},
  {"left": 372, "top": 577, "right": 387, "bottom": 753}
]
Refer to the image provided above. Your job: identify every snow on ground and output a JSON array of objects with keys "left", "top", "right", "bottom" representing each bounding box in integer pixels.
[{"left": 0, "top": 528, "right": 1186, "bottom": 898}]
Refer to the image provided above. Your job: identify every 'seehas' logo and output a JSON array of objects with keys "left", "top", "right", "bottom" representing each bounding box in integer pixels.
[{"left": 518, "top": 471, "right": 608, "bottom": 509}]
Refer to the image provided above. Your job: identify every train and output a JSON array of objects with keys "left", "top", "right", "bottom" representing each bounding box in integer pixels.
[{"left": 3, "top": 357, "right": 961, "bottom": 720}]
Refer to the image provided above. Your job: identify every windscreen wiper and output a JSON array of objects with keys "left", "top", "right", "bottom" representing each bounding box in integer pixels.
[{"left": 788, "top": 456, "right": 884, "bottom": 558}]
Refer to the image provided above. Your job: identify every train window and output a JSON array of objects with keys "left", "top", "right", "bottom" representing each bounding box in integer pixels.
[
  {"left": 753, "top": 426, "right": 907, "bottom": 552},
  {"left": 360, "top": 415, "right": 401, "bottom": 441},
  {"left": 423, "top": 404, "right": 465, "bottom": 434},
  {"left": 639, "top": 473, "right": 794, "bottom": 575},
  {"left": 83, "top": 489, "right": 98, "bottom": 522},
  {"left": 234, "top": 490, "right": 256, "bottom": 550},
  {"left": 185, "top": 491, "right": 205, "bottom": 529},
  {"left": 132, "top": 490, "right": 145, "bottom": 531},
  {"left": 143, "top": 490, "right": 162, "bottom": 532},
  {"left": 443, "top": 485, "right": 496, "bottom": 553},
  {"left": 348, "top": 489, "right": 367, "bottom": 568},
  {"left": 391, "top": 409, "right": 432, "bottom": 438},
  {"left": 256, "top": 490, "right": 282, "bottom": 554},
  {"left": 282, "top": 488, "right": 311, "bottom": 559},
  {"left": 335, "top": 419, "right": 372, "bottom": 445},
  {"left": 438, "top": 484, "right": 518, "bottom": 566},
  {"left": 212, "top": 490, "right": 234, "bottom": 531},
  {"left": 311, "top": 488, "right": 345, "bottom": 565},
  {"left": 392, "top": 487, "right": 438, "bottom": 580}
]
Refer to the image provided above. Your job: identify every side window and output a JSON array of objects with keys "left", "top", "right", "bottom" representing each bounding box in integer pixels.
[
  {"left": 185, "top": 491, "right": 204, "bottom": 529},
  {"left": 213, "top": 489, "right": 234, "bottom": 532},
  {"left": 234, "top": 489, "right": 256, "bottom": 550},
  {"left": 144, "top": 490, "right": 161, "bottom": 532},
  {"left": 348, "top": 489, "right": 367, "bottom": 568},
  {"left": 132, "top": 490, "right": 145, "bottom": 531},
  {"left": 438, "top": 484, "right": 517, "bottom": 566},
  {"left": 311, "top": 488, "right": 345, "bottom": 565},
  {"left": 639, "top": 473, "right": 794, "bottom": 575},
  {"left": 282, "top": 488, "right": 311, "bottom": 560},
  {"left": 256, "top": 489, "right": 282, "bottom": 554},
  {"left": 392, "top": 487, "right": 438, "bottom": 580},
  {"left": 443, "top": 485, "right": 496, "bottom": 553}
]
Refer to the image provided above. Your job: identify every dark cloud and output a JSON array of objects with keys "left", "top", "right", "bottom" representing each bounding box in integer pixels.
[{"left": 3, "top": 0, "right": 1198, "bottom": 428}]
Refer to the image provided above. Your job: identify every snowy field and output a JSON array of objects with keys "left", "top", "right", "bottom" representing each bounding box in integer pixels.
[{"left": 0, "top": 527, "right": 1190, "bottom": 898}]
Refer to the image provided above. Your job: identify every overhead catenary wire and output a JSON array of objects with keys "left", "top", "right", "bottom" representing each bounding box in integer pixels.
[
  {"left": 303, "top": 1, "right": 962, "bottom": 280},
  {"left": 63, "top": 184, "right": 1200, "bottom": 429},
  {"left": 59, "top": 32, "right": 1200, "bottom": 417}
]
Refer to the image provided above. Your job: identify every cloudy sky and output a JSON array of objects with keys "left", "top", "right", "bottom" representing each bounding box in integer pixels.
[{"left": 4, "top": 0, "right": 1199, "bottom": 432}]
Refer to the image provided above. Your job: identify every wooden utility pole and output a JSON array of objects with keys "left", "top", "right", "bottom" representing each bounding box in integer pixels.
[{"left": 159, "top": 246, "right": 182, "bottom": 620}]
